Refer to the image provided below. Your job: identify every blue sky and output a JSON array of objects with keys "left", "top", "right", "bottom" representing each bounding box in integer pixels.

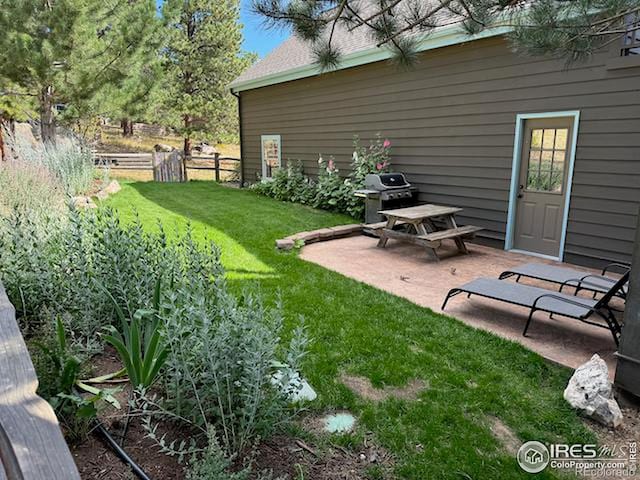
[
  {"left": 240, "top": 0, "right": 289, "bottom": 57},
  {"left": 156, "top": 1, "right": 288, "bottom": 58}
]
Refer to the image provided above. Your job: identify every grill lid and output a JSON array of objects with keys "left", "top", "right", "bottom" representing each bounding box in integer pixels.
[{"left": 365, "top": 173, "right": 410, "bottom": 191}]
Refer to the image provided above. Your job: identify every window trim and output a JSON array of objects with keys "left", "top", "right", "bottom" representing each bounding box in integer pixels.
[{"left": 260, "top": 134, "right": 281, "bottom": 179}]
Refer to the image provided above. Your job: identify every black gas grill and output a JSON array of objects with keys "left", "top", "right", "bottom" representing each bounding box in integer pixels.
[{"left": 355, "top": 173, "right": 418, "bottom": 224}]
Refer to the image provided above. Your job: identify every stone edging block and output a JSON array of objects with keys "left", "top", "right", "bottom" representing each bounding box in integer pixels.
[{"left": 275, "top": 224, "right": 364, "bottom": 250}]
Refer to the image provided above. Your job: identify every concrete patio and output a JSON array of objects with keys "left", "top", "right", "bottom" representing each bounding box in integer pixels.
[{"left": 301, "top": 235, "right": 624, "bottom": 375}]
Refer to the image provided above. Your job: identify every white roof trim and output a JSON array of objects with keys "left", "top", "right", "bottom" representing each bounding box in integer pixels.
[{"left": 230, "top": 23, "right": 514, "bottom": 92}]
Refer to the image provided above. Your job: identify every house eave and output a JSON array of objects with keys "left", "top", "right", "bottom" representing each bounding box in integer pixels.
[{"left": 230, "top": 24, "right": 514, "bottom": 93}]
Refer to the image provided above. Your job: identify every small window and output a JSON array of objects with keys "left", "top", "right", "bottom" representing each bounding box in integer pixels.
[
  {"left": 622, "top": 13, "right": 640, "bottom": 56},
  {"left": 525, "top": 128, "right": 568, "bottom": 193},
  {"left": 261, "top": 135, "right": 281, "bottom": 179}
]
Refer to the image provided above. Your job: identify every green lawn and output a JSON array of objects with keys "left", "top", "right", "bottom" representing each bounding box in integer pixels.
[{"left": 107, "top": 181, "right": 593, "bottom": 479}]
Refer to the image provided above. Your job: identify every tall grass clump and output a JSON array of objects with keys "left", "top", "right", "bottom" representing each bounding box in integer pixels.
[
  {"left": 7, "top": 129, "right": 97, "bottom": 196},
  {"left": 0, "top": 157, "right": 65, "bottom": 220}
]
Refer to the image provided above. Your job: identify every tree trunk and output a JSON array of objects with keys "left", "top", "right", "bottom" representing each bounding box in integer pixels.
[
  {"left": 121, "top": 118, "right": 134, "bottom": 137},
  {"left": 182, "top": 115, "right": 192, "bottom": 182},
  {"left": 0, "top": 116, "right": 6, "bottom": 161},
  {"left": 39, "top": 85, "right": 56, "bottom": 144}
]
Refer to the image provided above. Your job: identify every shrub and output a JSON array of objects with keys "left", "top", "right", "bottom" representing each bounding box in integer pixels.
[
  {"left": 146, "top": 271, "right": 308, "bottom": 454},
  {"left": 7, "top": 130, "right": 98, "bottom": 196},
  {"left": 0, "top": 157, "right": 65, "bottom": 220},
  {"left": 0, "top": 204, "right": 217, "bottom": 350},
  {"left": 312, "top": 155, "right": 351, "bottom": 212},
  {"left": 251, "top": 160, "right": 315, "bottom": 205},
  {"left": 251, "top": 133, "right": 393, "bottom": 219}
]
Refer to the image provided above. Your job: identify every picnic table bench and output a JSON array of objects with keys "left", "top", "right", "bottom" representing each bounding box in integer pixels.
[{"left": 376, "top": 204, "right": 483, "bottom": 261}]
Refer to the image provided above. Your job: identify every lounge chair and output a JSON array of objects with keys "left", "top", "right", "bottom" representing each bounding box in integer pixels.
[
  {"left": 498, "top": 262, "right": 630, "bottom": 299},
  {"left": 441, "top": 271, "right": 629, "bottom": 345}
]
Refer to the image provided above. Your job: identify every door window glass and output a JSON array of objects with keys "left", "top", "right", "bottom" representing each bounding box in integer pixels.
[{"left": 525, "top": 128, "right": 568, "bottom": 193}]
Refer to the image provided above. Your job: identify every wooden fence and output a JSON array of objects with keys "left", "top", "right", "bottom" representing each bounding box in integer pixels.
[
  {"left": 152, "top": 151, "right": 185, "bottom": 182},
  {"left": 0, "top": 283, "right": 80, "bottom": 479},
  {"left": 95, "top": 151, "right": 240, "bottom": 182}
]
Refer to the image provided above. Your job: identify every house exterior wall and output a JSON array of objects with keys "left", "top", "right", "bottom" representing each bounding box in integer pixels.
[{"left": 239, "top": 36, "right": 640, "bottom": 267}]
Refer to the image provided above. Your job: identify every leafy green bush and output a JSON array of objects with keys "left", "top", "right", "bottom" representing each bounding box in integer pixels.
[
  {"left": 0, "top": 157, "right": 65, "bottom": 220},
  {"left": 251, "top": 160, "right": 315, "bottom": 205},
  {"left": 143, "top": 271, "right": 308, "bottom": 454},
  {"left": 1, "top": 199, "right": 309, "bottom": 464},
  {"left": 251, "top": 134, "right": 392, "bottom": 219},
  {"left": 0, "top": 205, "right": 217, "bottom": 350}
]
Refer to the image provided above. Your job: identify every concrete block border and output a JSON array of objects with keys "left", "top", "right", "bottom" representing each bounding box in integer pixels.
[{"left": 276, "top": 224, "right": 364, "bottom": 250}]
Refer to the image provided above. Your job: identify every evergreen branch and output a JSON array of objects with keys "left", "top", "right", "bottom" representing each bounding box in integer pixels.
[
  {"left": 348, "top": 0, "right": 405, "bottom": 31},
  {"left": 376, "top": 0, "right": 457, "bottom": 47}
]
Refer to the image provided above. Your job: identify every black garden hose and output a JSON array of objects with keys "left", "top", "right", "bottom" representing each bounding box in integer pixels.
[{"left": 94, "top": 420, "right": 151, "bottom": 480}]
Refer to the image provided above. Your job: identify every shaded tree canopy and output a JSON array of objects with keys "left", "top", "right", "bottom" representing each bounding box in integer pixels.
[
  {"left": 0, "top": 0, "right": 160, "bottom": 143},
  {"left": 252, "top": 0, "right": 640, "bottom": 67}
]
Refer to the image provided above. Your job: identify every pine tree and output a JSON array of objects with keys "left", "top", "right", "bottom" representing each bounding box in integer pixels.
[
  {"left": 252, "top": 0, "right": 639, "bottom": 66},
  {"left": 0, "top": 0, "right": 160, "bottom": 144},
  {"left": 161, "top": 0, "right": 256, "bottom": 157}
]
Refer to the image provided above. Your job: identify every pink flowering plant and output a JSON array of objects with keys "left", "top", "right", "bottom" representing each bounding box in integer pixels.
[{"left": 350, "top": 133, "right": 392, "bottom": 185}]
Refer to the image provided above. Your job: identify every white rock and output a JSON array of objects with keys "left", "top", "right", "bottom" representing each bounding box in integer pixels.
[
  {"left": 271, "top": 370, "right": 317, "bottom": 402},
  {"left": 103, "top": 180, "right": 121, "bottom": 195},
  {"left": 154, "top": 143, "right": 174, "bottom": 152},
  {"left": 564, "top": 354, "right": 623, "bottom": 428},
  {"left": 72, "top": 196, "right": 97, "bottom": 209}
]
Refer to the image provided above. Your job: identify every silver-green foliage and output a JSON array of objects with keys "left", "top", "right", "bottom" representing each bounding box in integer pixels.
[
  {"left": 0, "top": 204, "right": 217, "bottom": 349},
  {"left": 156, "top": 262, "right": 309, "bottom": 454},
  {"left": 7, "top": 132, "right": 97, "bottom": 196}
]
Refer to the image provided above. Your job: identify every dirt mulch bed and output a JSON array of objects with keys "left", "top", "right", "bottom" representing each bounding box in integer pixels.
[
  {"left": 70, "top": 349, "right": 395, "bottom": 479},
  {"left": 245, "top": 433, "right": 394, "bottom": 480}
]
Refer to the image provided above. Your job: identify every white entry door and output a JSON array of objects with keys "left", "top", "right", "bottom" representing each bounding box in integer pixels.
[{"left": 513, "top": 117, "right": 574, "bottom": 257}]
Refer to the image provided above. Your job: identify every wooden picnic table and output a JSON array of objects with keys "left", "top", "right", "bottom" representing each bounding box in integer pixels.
[{"left": 376, "top": 204, "right": 483, "bottom": 261}]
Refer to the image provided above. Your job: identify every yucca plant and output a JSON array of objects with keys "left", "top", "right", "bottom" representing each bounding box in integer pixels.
[{"left": 104, "top": 278, "right": 168, "bottom": 390}]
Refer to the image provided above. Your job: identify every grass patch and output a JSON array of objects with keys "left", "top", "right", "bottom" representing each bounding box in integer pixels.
[{"left": 106, "top": 181, "right": 593, "bottom": 479}]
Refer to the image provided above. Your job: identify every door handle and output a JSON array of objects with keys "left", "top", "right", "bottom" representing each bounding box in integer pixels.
[
  {"left": 517, "top": 193, "right": 523, "bottom": 199},
  {"left": 517, "top": 184, "right": 524, "bottom": 199}
]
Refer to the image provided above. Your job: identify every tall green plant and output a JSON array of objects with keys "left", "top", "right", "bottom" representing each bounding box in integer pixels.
[
  {"left": 33, "top": 317, "right": 120, "bottom": 441},
  {"left": 7, "top": 131, "right": 96, "bottom": 196},
  {"left": 104, "top": 279, "right": 168, "bottom": 390}
]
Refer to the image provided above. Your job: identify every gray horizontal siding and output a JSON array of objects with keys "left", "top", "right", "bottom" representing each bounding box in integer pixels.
[{"left": 240, "top": 36, "right": 640, "bottom": 266}]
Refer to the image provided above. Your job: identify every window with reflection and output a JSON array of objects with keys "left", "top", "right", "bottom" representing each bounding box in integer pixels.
[
  {"left": 526, "top": 128, "right": 568, "bottom": 193},
  {"left": 622, "top": 12, "right": 640, "bottom": 56}
]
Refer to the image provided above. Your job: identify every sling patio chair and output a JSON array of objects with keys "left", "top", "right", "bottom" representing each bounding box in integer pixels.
[
  {"left": 498, "top": 262, "right": 630, "bottom": 300},
  {"left": 441, "top": 271, "right": 630, "bottom": 345}
]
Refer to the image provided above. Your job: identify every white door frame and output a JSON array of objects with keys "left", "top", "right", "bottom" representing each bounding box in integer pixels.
[
  {"left": 261, "top": 134, "right": 281, "bottom": 179},
  {"left": 504, "top": 110, "right": 581, "bottom": 261}
]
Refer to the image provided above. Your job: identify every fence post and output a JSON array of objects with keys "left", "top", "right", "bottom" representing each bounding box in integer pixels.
[{"left": 214, "top": 153, "right": 220, "bottom": 182}]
